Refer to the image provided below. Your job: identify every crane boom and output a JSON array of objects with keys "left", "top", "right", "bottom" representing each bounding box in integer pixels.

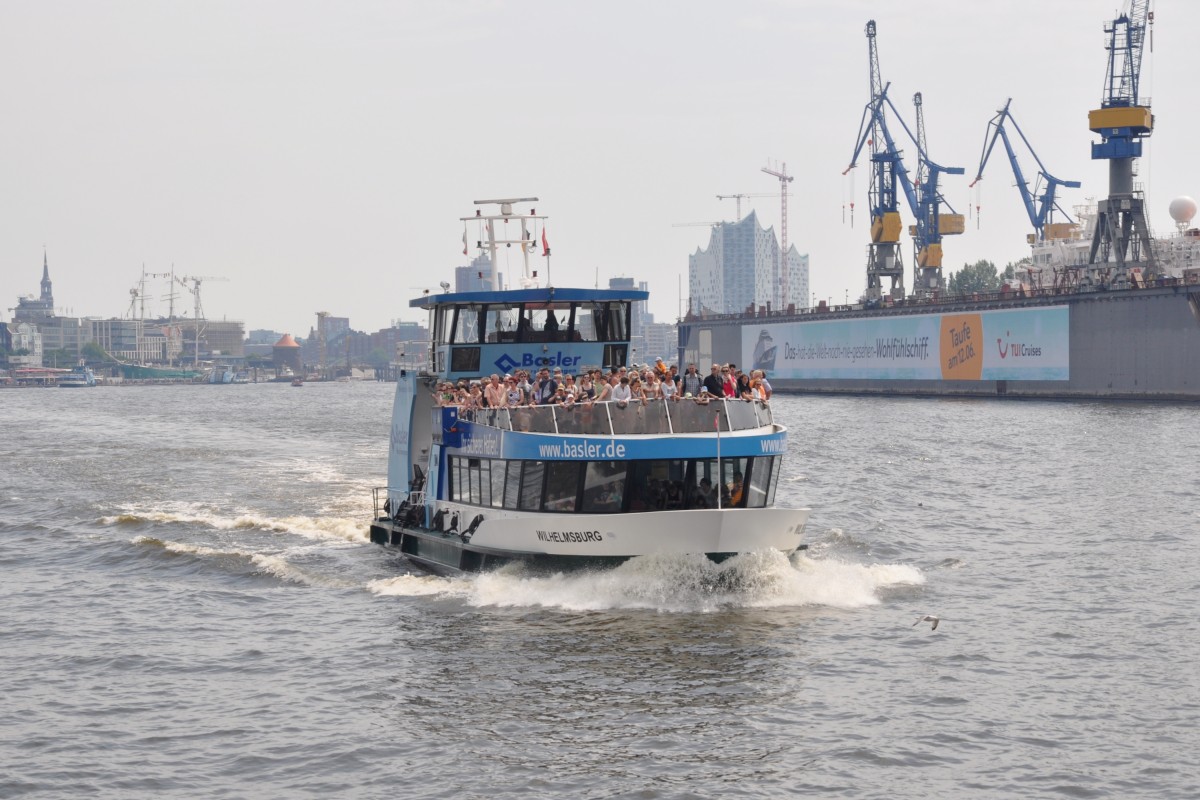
[{"left": 972, "top": 98, "right": 1081, "bottom": 242}]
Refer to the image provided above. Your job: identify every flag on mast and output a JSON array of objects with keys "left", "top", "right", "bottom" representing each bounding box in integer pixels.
[
  {"left": 462, "top": 228, "right": 469, "bottom": 256},
  {"left": 541, "top": 227, "right": 550, "bottom": 257}
]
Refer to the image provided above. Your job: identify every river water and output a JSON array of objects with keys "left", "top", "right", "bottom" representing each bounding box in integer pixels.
[{"left": 2, "top": 382, "right": 1197, "bottom": 798}]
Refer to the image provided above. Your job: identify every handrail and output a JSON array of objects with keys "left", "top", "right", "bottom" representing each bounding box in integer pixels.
[{"left": 449, "top": 397, "right": 773, "bottom": 436}]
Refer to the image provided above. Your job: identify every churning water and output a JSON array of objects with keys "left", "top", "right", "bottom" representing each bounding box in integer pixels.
[{"left": 2, "top": 382, "right": 1198, "bottom": 798}]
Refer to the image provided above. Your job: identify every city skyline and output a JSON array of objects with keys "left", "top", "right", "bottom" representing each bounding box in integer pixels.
[{"left": 3, "top": 1, "right": 1199, "bottom": 335}]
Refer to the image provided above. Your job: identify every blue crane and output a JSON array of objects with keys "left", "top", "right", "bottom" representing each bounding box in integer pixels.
[
  {"left": 844, "top": 20, "right": 918, "bottom": 304},
  {"left": 845, "top": 20, "right": 963, "bottom": 301},
  {"left": 971, "top": 98, "right": 1081, "bottom": 243},
  {"left": 1087, "top": 0, "right": 1155, "bottom": 281},
  {"left": 910, "top": 92, "right": 964, "bottom": 296}
]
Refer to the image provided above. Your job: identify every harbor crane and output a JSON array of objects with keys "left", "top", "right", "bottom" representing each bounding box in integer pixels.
[
  {"left": 1086, "top": 0, "right": 1155, "bottom": 286},
  {"left": 845, "top": 22, "right": 964, "bottom": 301},
  {"left": 910, "top": 92, "right": 965, "bottom": 296},
  {"left": 761, "top": 161, "right": 794, "bottom": 310},
  {"left": 844, "top": 20, "right": 915, "bottom": 304},
  {"left": 971, "top": 98, "right": 1082, "bottom": 244}
]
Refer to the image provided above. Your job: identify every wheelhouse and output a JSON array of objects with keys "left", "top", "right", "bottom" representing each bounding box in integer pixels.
[{"left": 411, "top": 287, "right": 649, "bottom": 381}]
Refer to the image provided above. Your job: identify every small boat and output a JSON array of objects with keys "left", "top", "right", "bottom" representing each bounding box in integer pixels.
[
  {"left": 291, "top": 378, "right": 303, "bottom": 387},
  {"left": 369, "top": 198, "right": 809, "bottom": 574},
  {"left": 58, "top": 364, "right": 97, "bottom": 388}
]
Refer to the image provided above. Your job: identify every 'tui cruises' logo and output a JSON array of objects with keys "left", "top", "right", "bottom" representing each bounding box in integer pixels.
[
  {"left": 996, "top": 331, "right": 1043, "bottom": 359},
  {"left": 493, "top": 351, "right": 583, "bottom": 372}
]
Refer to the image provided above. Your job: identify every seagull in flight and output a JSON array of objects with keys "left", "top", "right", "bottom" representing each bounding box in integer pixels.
[{"left": 913, "top": 615, "right": 940, "bottom": 630}]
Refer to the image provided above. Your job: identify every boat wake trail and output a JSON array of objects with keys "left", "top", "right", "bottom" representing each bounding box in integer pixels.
[
  {"left": 368, "top": 550, "right": 924, "bottom": 613},
  {"left": 130, "top": 535, "right": 364, "bottom": 589},
  {"left": 99, "top": 502, "right": 368, "bottom": 543}
]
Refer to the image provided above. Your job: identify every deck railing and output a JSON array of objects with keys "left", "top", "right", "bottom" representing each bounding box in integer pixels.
[{"left": 456, "top": 397, "right": 773, "bottom": 436}]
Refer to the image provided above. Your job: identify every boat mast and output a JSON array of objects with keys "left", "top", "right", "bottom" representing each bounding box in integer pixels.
[{"left": 465, "top": 198, "right": 546, "bottom": 289}]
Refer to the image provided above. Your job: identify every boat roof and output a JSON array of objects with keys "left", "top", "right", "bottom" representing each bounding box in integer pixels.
[{"left": 410, "top": 286, "right": 648, "bottom": 309}]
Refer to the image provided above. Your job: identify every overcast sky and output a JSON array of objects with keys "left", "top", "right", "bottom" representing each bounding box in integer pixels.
[{"left": 3, "top": 0, "right": 1196, "bottom": 336}]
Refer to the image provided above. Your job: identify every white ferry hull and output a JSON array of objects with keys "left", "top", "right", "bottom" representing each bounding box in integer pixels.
[{"left": 370, "top": 505, "right": 809, "bottom": 575}]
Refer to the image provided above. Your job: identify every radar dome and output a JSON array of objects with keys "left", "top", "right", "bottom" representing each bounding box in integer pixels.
[{"left": 1169, "top": 195, "right": 1197, "bottom": 225}]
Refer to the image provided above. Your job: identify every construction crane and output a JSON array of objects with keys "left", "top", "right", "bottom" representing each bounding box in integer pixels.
[
  {"left": 1086, "top": 0, "right": 1155, "bottom": 286},
  {"left": 174, "top": 274, "right": 229, "bottom": 367},
  {"left": 715, "top": 192, "right": 785, "bottom": 221},
  {"left": 761, "top": 161, "right": 794, "bottom": 311},
  {"left": 909, "top": 92, "right": 965, "bottom": 296},
  {"left": 970, "top": 98, "right": 1082, "bottom": 244},
  {"left": 844, "top": 20, "right": 917, "bottom": 304}
]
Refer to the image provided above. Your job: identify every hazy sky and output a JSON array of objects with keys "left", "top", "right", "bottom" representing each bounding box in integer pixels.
[{"left": 3, "top": 0, "right": 1197, "bottom": 336}]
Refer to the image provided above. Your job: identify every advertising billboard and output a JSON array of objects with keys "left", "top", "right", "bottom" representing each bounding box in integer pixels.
[{"left": 742, "top": 306, "right": 1069, "bottom": 381}]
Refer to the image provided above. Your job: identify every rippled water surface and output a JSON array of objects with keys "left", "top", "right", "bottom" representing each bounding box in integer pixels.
[{"left": 2, "top": 383, "right": 1198, "bottom": 798}]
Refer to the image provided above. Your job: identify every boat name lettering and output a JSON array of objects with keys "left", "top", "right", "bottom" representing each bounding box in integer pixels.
[
  {"left": 390, "top": 424, "right": 409, "bottom": 453},
  {"left": 759, "top": 439, "right": 786, "bottom": 454},
  {"left": 537, "top": 440, "right": 627, "bottom": 459},
  {"left": 496, "top": 351, "right": 584, "bottom": 371},
  {"left": 536, "top": 529, "right": 603, "bottom": 543}
]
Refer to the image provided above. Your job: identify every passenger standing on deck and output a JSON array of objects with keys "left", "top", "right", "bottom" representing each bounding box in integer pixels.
[
  {"left": 485, "top": 374, "right": 506, "bottom": 408},
  {"left": 682, "top": 363, "right": 703, "bottom": 397},
  {"left": 703, "top": 364, "right": 724, "bottom": 397},
  {"left": 611, "top": 376, "right": 632, "bottom": 405},
  {"left": 505, "top": 375, "right": 523, "bottom": 407},
  {"left": 534, "top": 368, "right": 557, "bottom": 404},
  {"left": 722, "top": 366, "right": 738, "bottom": 398}
]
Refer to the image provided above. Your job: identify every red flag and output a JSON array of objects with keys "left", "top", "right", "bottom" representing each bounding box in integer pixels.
[
  {"left": 462, "top": 229, "right": 468, "bottom": 256},
  {"left": 541, "top": 227, "right": 550, "bottom": 256}
]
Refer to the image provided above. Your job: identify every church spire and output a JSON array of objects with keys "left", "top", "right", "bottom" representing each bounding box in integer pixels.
[{"left": 40, "top": 247, "right": 53, "bottom": 305}]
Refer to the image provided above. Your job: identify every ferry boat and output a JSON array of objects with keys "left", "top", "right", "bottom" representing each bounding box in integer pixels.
[
  {"left": 58, "top": 363, "right": 97, "bottom": 388},
  {"left": 369, "top": 198, "right": 809, "bottom": 574}
]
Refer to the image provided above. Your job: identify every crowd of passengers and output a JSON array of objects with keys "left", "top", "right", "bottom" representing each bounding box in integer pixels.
[{"left": 433, "top": 358, "right": 772, "bottom": 410}]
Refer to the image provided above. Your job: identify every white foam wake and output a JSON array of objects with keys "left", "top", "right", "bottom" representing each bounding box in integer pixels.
[
  {"left": 100, "top": 502, "right": 368, "bottom": 543},
  {"left": 367, "top": 550, "right": 924, "bottom": 613}
]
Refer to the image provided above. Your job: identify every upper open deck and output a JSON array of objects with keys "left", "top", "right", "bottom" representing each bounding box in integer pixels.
[{"left": 448, "top": 396, "right": 774, "bottom": 437}]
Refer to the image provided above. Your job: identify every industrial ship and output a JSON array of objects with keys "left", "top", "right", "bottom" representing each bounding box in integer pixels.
[{"left": 680, "top": 3, "right": 1200, "bottom": 401}]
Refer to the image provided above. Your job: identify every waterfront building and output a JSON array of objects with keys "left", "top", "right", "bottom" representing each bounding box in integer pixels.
[
  {"left": 687, "top": 211, "right": 810, "bottom": 315},
  {"left": 272, "top": 334, "right": 302, "bottom": 373},
  {"left": 13, "top": 251, "right": 56, "bottom": 325},
  {"left": 4, "top": 322, "right": 43, "bottom": 367}
]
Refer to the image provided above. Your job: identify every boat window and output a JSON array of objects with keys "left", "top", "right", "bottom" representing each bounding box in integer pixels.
[
  {"left": 525, "top": 303, "right": 571, "bottom": 343},
  {"left": 543, "top": 462, "right": 582, "bottom": 512},
  {"left": 451, "top": 304, "right": 482, "bottom": 344},
  {"left": 489, "top": 460, "right": 506, "bottom": 508},
  {"left": 469, "top": 458, "right": 484, "bottom": 505},
  {"left": 628, "top": 459, "right": 686, "bottom": 511},
  {"left": 503, "top": 461, "right": 521, "bottom": 509},
  {"left": 448, "top": 456, "right": 461, "bottom": 502},
  {"left": 600, "top": 303, "right": 629, "bottom": 341},
  {"left": 484, "top": 304, "right": 521, "bottom": 343},
  {"left": 719, "top": 457, "right": 750, "bottom": 509},
  {"left": 746, "top": 456, "right": 772, "bottom": 509},
  {"left": 684, "top": 458, "right": 719, "bottom": 509},
  {"left": 766, "top": 456, "right": 781, "bottom": 506},
  {"left": 581, "top": 461, "right": 626, "bottom": 513},
  {"left": 572, "top": 304, "right": 600, "bottom": 342},
  {"left": 434, "top": 308, "right": 454, "bottom": 347},
  {"left": 518, "top": 461, "right": 546, "bottom": 511}
]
